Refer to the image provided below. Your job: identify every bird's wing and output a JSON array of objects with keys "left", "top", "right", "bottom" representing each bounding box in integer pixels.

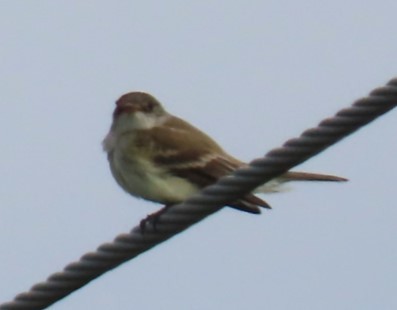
[{"left": 133, "top": 116, "right": 270, "bottom": 213}]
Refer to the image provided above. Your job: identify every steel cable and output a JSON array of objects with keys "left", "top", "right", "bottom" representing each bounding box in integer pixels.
[{"left": 1, "top": 78, "right": 396, "bottom": 309}]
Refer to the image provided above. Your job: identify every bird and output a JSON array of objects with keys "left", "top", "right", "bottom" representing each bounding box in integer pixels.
[{"left": 103, "top": 92, "right": 347, "bottom": 215}]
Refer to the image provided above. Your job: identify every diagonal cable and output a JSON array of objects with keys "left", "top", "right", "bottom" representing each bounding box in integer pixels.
[{"left": 1, "top": 78, "right": 397, "bottom": 310}]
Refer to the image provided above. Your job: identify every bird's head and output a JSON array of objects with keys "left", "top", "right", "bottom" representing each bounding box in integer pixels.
[{"left": 112, "top": 92, "right": 168, "bottom": 130}]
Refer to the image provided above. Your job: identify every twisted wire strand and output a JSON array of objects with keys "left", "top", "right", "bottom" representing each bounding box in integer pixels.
[{"left": 1, "top": 78, "right": 396, "bottom": 310}]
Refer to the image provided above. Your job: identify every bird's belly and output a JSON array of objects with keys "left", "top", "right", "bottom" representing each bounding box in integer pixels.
[{"left": 110, "top": 153, "right": 199, "bottom": 204}]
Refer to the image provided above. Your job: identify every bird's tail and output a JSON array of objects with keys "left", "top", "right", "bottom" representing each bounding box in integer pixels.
[
  {"left": 229, "top": 171, "right": 347, "bottom": 214},
  {"left": 281, "top": 171, "right": 348, "bottom": 182},
  {"left": 254, "top": 171, "right": 347, "bottom": 194}
]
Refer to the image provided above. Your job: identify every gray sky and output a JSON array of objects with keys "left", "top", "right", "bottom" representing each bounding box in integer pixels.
[{"left": 1, "top": 1, "right": 396, "bottom": 309}]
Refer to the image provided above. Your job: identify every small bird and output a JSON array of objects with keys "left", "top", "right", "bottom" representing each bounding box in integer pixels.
[{"left": 103, "top": 92, "right": 347, "bottom": 215}]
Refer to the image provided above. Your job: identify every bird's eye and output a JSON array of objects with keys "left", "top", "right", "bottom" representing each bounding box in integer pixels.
[{"left": 144, "top": 100, "right": 155, "bottom": 112}]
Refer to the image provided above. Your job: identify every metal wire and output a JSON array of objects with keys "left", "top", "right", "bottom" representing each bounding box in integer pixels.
[{"left": 1, "top": 78, "right": 396, "bottom": 310}]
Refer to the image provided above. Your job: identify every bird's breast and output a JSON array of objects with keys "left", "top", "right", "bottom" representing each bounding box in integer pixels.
[{"left": 108, "top": 140, "right": 199, "bottom": 204}]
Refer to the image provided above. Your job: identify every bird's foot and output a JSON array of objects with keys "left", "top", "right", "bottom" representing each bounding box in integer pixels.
[{"left": 140, "top": 205, "right": 172, "bottom": 233}]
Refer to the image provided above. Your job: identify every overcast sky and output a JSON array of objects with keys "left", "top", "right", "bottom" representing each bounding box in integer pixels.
[{"left": 1, "top": 1, "right": 396, "bottom": 309}]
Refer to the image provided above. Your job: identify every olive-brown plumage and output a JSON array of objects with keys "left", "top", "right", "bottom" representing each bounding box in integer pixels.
[{"left": 103, "top": 92, "right": 347, "bottom": 214}]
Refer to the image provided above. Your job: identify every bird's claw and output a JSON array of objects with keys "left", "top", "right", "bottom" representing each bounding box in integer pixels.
[{"left": 139, "top": 205, "right": 171, "bottom": 233}]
